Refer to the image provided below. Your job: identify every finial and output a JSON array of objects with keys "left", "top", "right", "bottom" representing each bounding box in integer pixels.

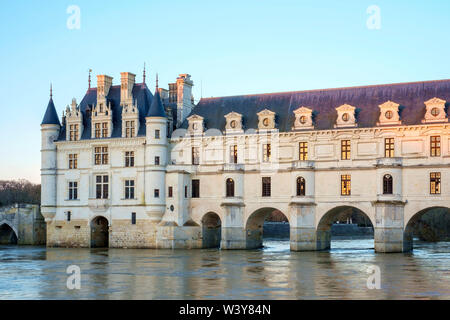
[
  {"left": 143, "top": 62, "right": 146, "bottom": 84},
  {"left": 50, "top": 83, "right": 53, "bottom": 99},
  {"left": 156, "top": 73, "right": 159, "bottom": 89},
  {"left": 88, "top": 69, "right": 92, "bottom": 89}
]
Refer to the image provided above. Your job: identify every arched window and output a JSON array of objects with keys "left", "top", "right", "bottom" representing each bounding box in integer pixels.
[
  {"left": 296, "top": 177, "right": 306, "bottom": 196},
  {"left": 226, "top": 178, "right": 235, "bottom": 197},
  {"left": 383, "top": 174, "right": 393, "bottom": 194}
]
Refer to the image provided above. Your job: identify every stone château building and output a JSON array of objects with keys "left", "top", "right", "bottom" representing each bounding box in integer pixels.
[{"left": 41, "top": 71, "right": 450, "bottom": 252}]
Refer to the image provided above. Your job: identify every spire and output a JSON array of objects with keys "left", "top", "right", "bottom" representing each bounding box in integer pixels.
[
  {"left": 143, "top": 63, "right": 146, "bottom": 84},
  {"left": 88, "top": 69, "right": 92, "bottom": 89},
  {"left": 147, "top": 74, "right": 166, "bottom": 118},
  {"left": 41, "top": 85, "right": 61, "bottom": 126}
]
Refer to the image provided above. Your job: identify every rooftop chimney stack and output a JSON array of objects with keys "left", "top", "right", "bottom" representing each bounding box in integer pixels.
[
  {"left": 176, "top": 74, "right": 194, "bottom": 126},
  {"left": 120, "top": 72, "right": 136, "bottom": 105},
  {"left": 97, "top": 75, "right": 113, "bottom": 101}
]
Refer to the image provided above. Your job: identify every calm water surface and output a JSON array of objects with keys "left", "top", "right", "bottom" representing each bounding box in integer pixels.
[{"left": 1, "top": 239, "right": 450, "bottom": 300}]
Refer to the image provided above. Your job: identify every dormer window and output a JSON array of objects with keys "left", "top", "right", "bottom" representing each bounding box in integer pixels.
[
  {"left": 422, "top": 98, "right": 447, "bottom": 123},
  {"left": 377, "top": 101, "right": 401, "bottom": 126},
  {"left": 187, "top": 114, "right": 204, "bottom": 135},
  {"left": 65, "top": 98, "right": 83, "bottom": 141},
  {"left": 92, "top": 102, "right": 113, "bottom": 139},
  {"left": 335, "top": 104, "right": 357, "bottom": 128},
  {"left": 122, "top": 101, "right": 139, "bottom": 138},
  {"left": 293, "top": 106, "right": 314, "bottom": 130},
  {"left": 257, "top": 109, "right": 276, "bottom": 130},
  {"left": 224, "top": 112, "right": 243, "bottom": 133}
]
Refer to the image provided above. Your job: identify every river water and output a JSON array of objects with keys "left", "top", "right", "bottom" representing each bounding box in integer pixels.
[{"left": 1, "top": 238, "right": 450, "bottom": 300}]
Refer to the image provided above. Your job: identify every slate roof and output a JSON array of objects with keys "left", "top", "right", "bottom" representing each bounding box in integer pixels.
[
  {"left": 147, "top": 88, "right": 166, "bottom": 117},
  {"left": 181, "top": 79, "right": 450, "bottom": 133},
  {"left": 57, "top": 83, "right": 153, "bottom": 141},
  {"left": 41, "top": 98, "right": 61, "bottom": 126}
]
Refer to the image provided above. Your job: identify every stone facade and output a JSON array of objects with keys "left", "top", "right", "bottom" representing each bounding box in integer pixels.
[{"left": 41, "top": 73, "right": 450, "bottom": 252}]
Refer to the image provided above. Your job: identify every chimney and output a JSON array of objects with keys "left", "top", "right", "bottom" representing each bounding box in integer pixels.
[
  {"left": 97, "top": 75, "right": 113, "bottom": 100},
  {"left": 176, "top": 74, "right": 194, "bottom": 126},
  {"left": 120, "top": 72, "right": 136, "bottom": 105}
]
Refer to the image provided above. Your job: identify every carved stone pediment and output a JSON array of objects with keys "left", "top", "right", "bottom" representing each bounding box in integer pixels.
[
  {"left": 257, "top": 109, "right": 276, "bottom": 130},
  {"left": 224, "top": 111, "right": 243, "bottom": 133},
  {"left": 422, "top": 97, "right": 447, "bottom": 123},
  {"left": 187, "top": 114, "right": 204, "bottom": 134},
  {"left": 335, "top": 104, "right": 357, "bottom": 128},
  {"left": 377, "top": 101, "right": 401, "bottom": 126},
  {"left": 293, "top": 106, "right": 314, "bottom": 130}
]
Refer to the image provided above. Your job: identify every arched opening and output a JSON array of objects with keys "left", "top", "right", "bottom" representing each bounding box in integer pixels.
[
  {"left": 201, "top": 212, "right": 221, "bottom": 248},
  {"left": 226, "top": 178, "right": 234, "bottom": 198},
  {"left": 90, "top": 216, "right": 109, "bottom": 248},
  {"left": 404, "top": 207, "right": 450, "bottom": 252},
  {"left": 383, "top": 174, "right": 393, "bottom": 194},
  {"left": 296, "top": 177, "right": 305, "bottom": 196},
  {"left": 246, "top": 208, "right": 290, "bottom": 250},
  {"left": 317, "top": 206, "right": 374, "bottom": 251},
  {"left": 0, "top": 223, "right": 18, "bottom": 245}
]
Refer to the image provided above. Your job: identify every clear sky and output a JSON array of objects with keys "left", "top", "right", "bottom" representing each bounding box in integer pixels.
[{"left": 0, "top": 0, "right": 449, "bottom": 183}]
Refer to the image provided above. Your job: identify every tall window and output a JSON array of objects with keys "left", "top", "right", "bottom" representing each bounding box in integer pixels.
[
  {"left": 299, "top": 142, "right": 308, "bottom": 161},
  {"left": 296, "top": 177, "right": 306, "bottom": 196},
  {"left": 94, "top": 123, "right": 101, "bottom": 138},
  {"left": 192, "top": 147, "right": 200, "bottom": 165},
  {"left": 341, "top": 140, "right": 351, "bottom": 160},
  {"left": 185, "top": 186, "right": 188, "bottom": 198},
  {"left": 94, "top": 147, "right": 108, "bottom": 165},
  {"left": 230, "top": 145, "right": 238, "bottom": 164},
  {"left": 168, "top": 186, "right": 173, "bottom": 198},
  {"left": 263, "top": 144, "right": 271, "bottom": 162},
  {"left": 154, "top": 189, "right": 160, "bottom": 198},
  {"left": 102, "top": 122, "right": 108, "bottom": 137},
  {"left": 155, "top": 156, "right": 160, "bottom": 165},
  {"left": 384, "top": 138, "right": 394, "bottom": 158},
  {"left": 125, "top": 151, "right": 134, "bottom": 167},
  {"left": 262, "top": 177, "right": 271, "bottom": 197},
  {"left": 131, "top": 212, "right": 136, "bottom": 225},
  {"left": 125, "top": 120, "right": 135, "bottom": 138},
  {"left": 226, "top": 178, "right": 235, "bottom": 197},
  {"left": 341, "top": 175, "right": 351, "bottom": 196},
  {"left": 383, "top": 174, "right": 393, "bottom": 194},
  {"left": 69, "top": 124, "right": 79, "bottom": 141},
  {"left": 155, "top": 129, "right": 160, "bottom": 139},
  {"left": 69, "top": 154, "right": 78, "bottom": 169},
  {"left": 95, "top": 175, "right": 109, "bottom": 199},
  {"left": 430, "top": 136, "right": 441, "bottom": 157},
  {"left": 67, "top": 211, "right": 71, "bottom": 222},
  {"left": 68, "top": 181, "right": 78, "bottom": 200},
  {"left": 192, "top": 179, "right": 200, "bottom": 198},
  {"left": 124, "top": 180, "right": 135, "bottom": 199},
  {"left": 430, "top": 172, "right": 441, "bottom": 194}
]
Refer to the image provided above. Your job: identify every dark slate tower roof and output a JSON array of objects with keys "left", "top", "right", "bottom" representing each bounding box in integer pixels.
[
  {"left": 57, "top": 83, "right": 154, "bottom": 141},
  {"left": 41, "top": 97, "right": 61, "bottom": 126},
  {"left": 181, "top": 79, "right": 450, "bottom": 133},
  {"left": 147, "top": 77, "right": 166, "bottom": 118}
]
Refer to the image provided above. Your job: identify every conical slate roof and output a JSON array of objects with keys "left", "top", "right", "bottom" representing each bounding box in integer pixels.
[
  {"left": 147, "top": 87, "right": 166, "bottom": 118},
  {"left": 41, "top": 98, "right": 61, "bottom": 126}
]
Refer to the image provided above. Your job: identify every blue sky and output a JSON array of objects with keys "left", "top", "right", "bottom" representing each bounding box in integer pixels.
[{"left": 0, "top": 0, "right": 449, "bottom": 183}]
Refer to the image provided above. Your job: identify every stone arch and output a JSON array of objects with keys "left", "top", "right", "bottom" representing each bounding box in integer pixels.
[
  {"left": 90, "top": 216, "right": 109, "bottom": 248},
  {"left": 245, "top": 207, "right": 290, "bottom": 249},
  {"left": 316, "top": 205, "right": 374, "bottom": 250},
  {"left": 201, "top": 212, "right": 222, "bottom": 248},
  {"left": 404, "top": 206, "right": 450, "bottom": 252},
  {"left": 0, "top": 221, "right": 18, "bottom": 245}
]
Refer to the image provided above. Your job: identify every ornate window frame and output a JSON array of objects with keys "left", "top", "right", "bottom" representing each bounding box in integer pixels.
[
  {"left": 293, "top": 106, "right": 314, "bottom": 130},
  {"left": 422, "top": 97, "right": 447, "bottom": 123},
  {"left": 335, "top": 104, "right": 357, "bottom": 128},
  {"left": 377, "top": 101, "right": 401, "bottom": 126}
]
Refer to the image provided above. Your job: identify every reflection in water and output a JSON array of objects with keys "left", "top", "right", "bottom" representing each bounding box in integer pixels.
[{"left": 0, "top": 239, "right": 450, "bottom": 299}]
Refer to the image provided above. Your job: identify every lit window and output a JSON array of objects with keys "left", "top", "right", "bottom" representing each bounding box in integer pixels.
[
  {"left": 430, "top": 136, "right": 441, "bottom": 157},
  {"left": 69, "top": 154, "right": 78, "bottom": 169},
  {"left": 94, "top": 147, "right": 108, "bottom": 165},
  {"left": 95, "top": 123, "right": 101, "bottom": 138},
  {"left": 341, "top": 175, "right": 351, "bottom": 196},
  {"left": 230, "top": 145, "right": 238, "bottom": 164},
  {"left": 69, "top": 124, "right": 79, "bottom": 141},
  {"left": 341, "top": 140, "right": 351, "bottom": 160},
  {"left": 95, "top": 175, "right": 109, "bottom": 199},
  {"left": 124, "top": 180, "right": 135, "bottom": 199},
  {"left": 102, "top": 122, "right": 108, "bottom": 137},
  {"left": 296, "top": 177, "right": 305, "bottom": 196},
  {"left": 430, "top": 172, "right": 441, "bottom": 194},
  {"left": 385, "top": 138, "right": 394, "bottom": 158},
  {"left": 263, "top": 144, "right": 271, "bottom": 162},
  {"left": 299, "top": 142, "right": 308, "bottom": 161}
]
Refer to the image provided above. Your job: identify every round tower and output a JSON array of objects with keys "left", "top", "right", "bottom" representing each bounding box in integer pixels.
[
  {"left": 145, "top": 76, "right": 168, "bottom": 223},
  {"left": 40, "top": 85, "right": 61, "bottom": 223}
]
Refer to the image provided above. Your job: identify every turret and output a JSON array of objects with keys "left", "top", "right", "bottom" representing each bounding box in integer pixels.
[
  {"left": 145, "top": 75, "right": 168, "bottom": 223},
  {"left": 40, "top": 85, "right": 60, "bottom": 223}
]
